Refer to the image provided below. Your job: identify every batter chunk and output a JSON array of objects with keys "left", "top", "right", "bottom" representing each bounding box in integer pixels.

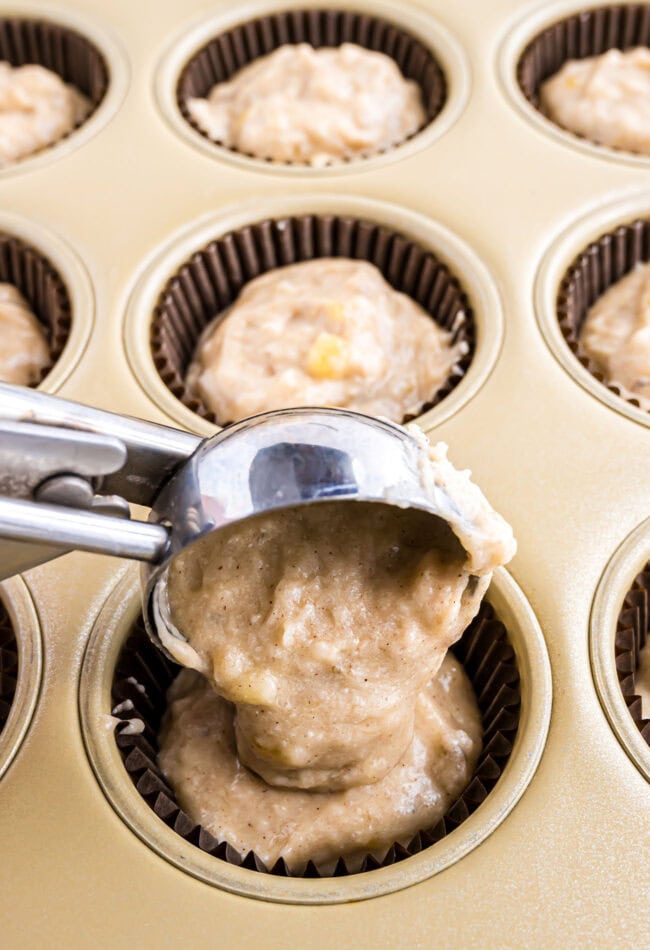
[
  {"left": 159, "top": 653, "right": 482, "bottom": 873},
  {"left": 159, "top": 437, "right": 515, "bottom": 868},
  {"left": 187, "top": 259, "right": 466, "bottom": 423},
  {"left": 0, "top": 62, "right": 90, "bottom": 166},
  {"left": 580, "top": 262, "right": 650, "bottom": 408},
  {"left": 0, "top": 283, "right": 50, "bottom": 385},
  {"left": 540, "top": 47, "right": 650, "bottom": 155},
  {"left": 186, "top": 42, "right": 425, "bottom": 166}
]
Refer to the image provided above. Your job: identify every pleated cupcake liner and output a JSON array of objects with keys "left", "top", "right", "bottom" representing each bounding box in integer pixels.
[
  {"left": 176, "top": 8, "right": 445, "bottom": 165},
  {"left": 615, "top": 564, "right": 650, "bottom": 745},
  {"left": 111, "top": 599, "right": 520, "bottom": 878},
  {"left": 151, "top": 212, "right": 475, "bottom": 426},
  {"left": 0, "top": 597, "right": 18, "bottom": 736},
  {"left": 556, "top": 217, "right": 650, "bottom": 412}
]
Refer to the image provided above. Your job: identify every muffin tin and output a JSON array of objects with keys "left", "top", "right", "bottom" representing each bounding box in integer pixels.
[{"left": 1, "top": 0, "right": 649, "bottom": 944}]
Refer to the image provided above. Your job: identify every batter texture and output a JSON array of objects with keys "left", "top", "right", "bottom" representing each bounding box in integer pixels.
[
  {"left": 163, "top": 439, "right": 515, "bottom": 792},
  {"left": 159, "top": 653, "right": 482, "bottom": 873},
  {"left": 186, "top": 42, "right": 425, "bottom": 166},
  {"left": 540, "top": 47, "right": 650, "bottom": 155},
  {"left": 0, "top": 61, "right": 90, "bottom": 165},
  {"left": 0, "top": 283, "right": 50, "bottom": 385},
  {"left": 187, "top": 259, "right": 466, "bottom": 424},
  {"left": 580, "top": 262, "right": 650, "bottom": 408}
]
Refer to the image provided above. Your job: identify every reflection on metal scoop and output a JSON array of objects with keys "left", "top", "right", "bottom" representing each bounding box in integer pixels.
[{"left": 0, "top": 383, "right": 467, "bottom": 657}]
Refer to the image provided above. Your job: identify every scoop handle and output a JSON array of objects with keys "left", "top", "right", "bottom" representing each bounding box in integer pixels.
[
  {"left": 0, "top": 382, "right": 201, "bottom": 505},
  {"left": 0, "top": 497, "right": 170, "bottom": 580}
]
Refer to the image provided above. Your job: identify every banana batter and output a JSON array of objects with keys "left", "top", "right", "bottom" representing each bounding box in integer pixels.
[
  {"left": 158, "top": 437, "right": 515, "bottom": 869},
  {"left": 0, "top": 283, "right": 50, "bottom": 386},
  {"left": 187, "top": 42, "right": 425, "bottom": 166},
  {"left": 580, "top": 262, "right": 650, "bottom": 408},
  {"left": 0, "top": 61, "right": 90, "bottom": 165},
  {"left": 187, "top": 259, "right": 466, "bottom": 424},
  {"left": 541, "top": 47, "right": 650, "bottom": 155}
]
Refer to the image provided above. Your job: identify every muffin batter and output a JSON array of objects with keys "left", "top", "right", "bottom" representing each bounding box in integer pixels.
[
  {"left": 0, "top": 62, "right": 90, "bottom": 165},
  {"left": 163, "top": 439, "right": 515, "bottom": 790},
  {"left": 187, "top": 259, "right": 466, "bottom": 424},
  {"left": 580, "top": 262, "right": 650, "bottom": 408},
  {"left": 159, "top": 653, "right": 482, "bottom": 874},
  {"left": 186, "top": 42, "right": 425, "bottom": 166},
  {"left": 0, "top": 283, "right": 50, "bottom": 385},
  {"left": 540, "top": 47, "right": 650, "bottom": 155}
]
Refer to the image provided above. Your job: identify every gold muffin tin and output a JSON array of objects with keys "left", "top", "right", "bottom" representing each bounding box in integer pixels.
[{"left": 1, "top": 0, "right": 649, "bottom": 945}]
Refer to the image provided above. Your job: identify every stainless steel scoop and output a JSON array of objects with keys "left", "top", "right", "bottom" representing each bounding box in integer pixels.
[{"left": 0, "top": 382, "right": 466, "bottom": 656}]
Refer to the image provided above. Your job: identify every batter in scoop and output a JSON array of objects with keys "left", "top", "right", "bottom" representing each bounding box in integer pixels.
[
  {"left": 0, "top": 62, "right": 90, "bottom": 165},
  {"left": 540, "top": 48, "right": 650, "bottom": 155},
  {"left": 580, "top": 262, "right": 650, "bottom": 408},
  {"left": 159, "top": 652, "right": 482, "bottom": 874},
  {"left": 187, "top": 259, "right": 466, "bottom": 424},
  {"left": 187, "top": 43, "right": 425, "bottom": 166},
  {"left": 163, "top": 440, "right": 515, "bottom": 791},
  {"left": 159, "top": 437, "right": 515, "bottom": 868},
  {"left": 0, "top": 283, "right": 50, "bottom": 385}
]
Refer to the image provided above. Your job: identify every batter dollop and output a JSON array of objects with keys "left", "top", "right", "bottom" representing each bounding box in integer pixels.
[
  {"left": 159, "top": 653, "right": 481, "bottom": 873},
  {"left": 541, "top": 47, "right": 650, "bottom": 155},
  {"left": 580, "top": 262, "right": 650, "bottom": 408},
  {"left": 0, "top": 62, "right": 90, "bottom": 165},
  {"left": 187, "top": 259, "right": 466, "bottom": 424},
  {"left": 0, "top": 283, "right": 50, "bottom": 385},
  {"left": 187, "top": 42, "right": 425, "bottom": 166}
]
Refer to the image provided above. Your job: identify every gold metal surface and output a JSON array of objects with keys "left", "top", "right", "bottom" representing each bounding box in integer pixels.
[{"left": 0, "top": 0, "right": 648, "bottom": 945}]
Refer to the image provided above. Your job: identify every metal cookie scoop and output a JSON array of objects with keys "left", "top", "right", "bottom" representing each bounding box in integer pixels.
[{"left": 0, "top": 382, "right": 467, "bottom": 656}]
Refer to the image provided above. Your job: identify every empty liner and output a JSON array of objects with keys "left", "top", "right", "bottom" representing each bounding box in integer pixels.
[
  {"left": 0, "top": 597, "right": 18, "bottom": 736},
  {"left": 111, "top": 600, "right": 521, "bottom": 878},
  {"left": 0, "top": 17, "right": 109, "bottom": 157},
  {"left": 0, "top": 233, "right": 72, "bottom": 386},
  {"left": 616, "top": 564, "right": 650, "bottom": 745},
  {"left": 517, "top": 4, "right": 650, "bottom": 155},
  {"left": 151, "top": 214, "right": 475, "bottom": 425},
  {"left": 557, "top": 217, "right": 650, "bottom": 411},
  {"left": 176, "top": 8, "right": 446, "bottom": 165}
]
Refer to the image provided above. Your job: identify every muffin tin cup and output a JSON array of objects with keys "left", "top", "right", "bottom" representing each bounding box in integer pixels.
[
  {"left": 499, "top": 0, "right": 650, "bottom": 168},
  {"left": 0, "top": 577, "right": 43, "bottom": 782},
  {"left": 0, "top": 3, "right": 129, "bottom": 177},
  {"left": 124, "top": 194, "right": 504, "bottom": 436},
  {"left": 79, "top": 565, "right": 551, "bottom": 905},
  {"left": 591, "top": 517, "right": 650, "bottom": 780},
  {"left": 154, "top": 0, "right": 471, "bottom": 175},
  {"left": 0, "top": 210, "right": 94, "bottom": 392},
  {"left": 535, "top": 191, "right": 650, "bottom": 427}
]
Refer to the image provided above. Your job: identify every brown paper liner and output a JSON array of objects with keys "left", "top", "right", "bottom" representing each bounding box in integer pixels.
[
  {"left": 0, "top": 233, "right": 72, "bottom": 387},
  {"left": 111, "top": 600, "right": 520, "bottom": 878},
  {"left": 0, "top": 597, "right": 18, "bottom": 736},
  {"left": 176, "top": 8, "right": 446, "bottom": 165},
  {"left": 556, "top": 217, "right": 650, "bottom": 412},
  {"left": 517, "top": 4, "right": 650, "bottom": 156},
  {"left": 0, "top": 17, "right": 108, "bottom": 154},
  {"left": 151, "top": 213, "right": 475, "bottom": 426},
  {"left": 616, "top": 564, "right": 650, "bottom": 745}
]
